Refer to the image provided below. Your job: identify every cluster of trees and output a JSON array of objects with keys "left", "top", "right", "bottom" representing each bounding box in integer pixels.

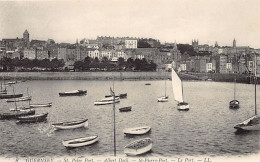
[
  {"left": 74, "top": 56, "right": 157, "bottom": 71},
  {"left": 0, "top": 57, "right": 65, "bottom": 71}
]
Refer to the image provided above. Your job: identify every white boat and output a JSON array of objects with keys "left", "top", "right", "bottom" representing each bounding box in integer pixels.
[
  {"left": 6, "top": 96, "right": 32, "bottom": 102},
  {"left": 62, "top": 135, "right": 98, "bottom": 148},
  {"left": 157, "top": 79, "right": 168, "bottom": 102},
  {"left": 123, "top": 126, "right": 151, "bottom": 135},
  {"left": 52, "top": 118, "right": 88, "bottom": 130},
  {"left": 157, "top": 96, "right": 168, "bottom": 102},
  {"left": 124, "top": 138, "right": 153, "bottom": 156},
  {"left": 94, "top": 99, "right": 120, "bottom": 105},
  {"left": 30, "top": 102, "right": 52, "bottom": 108},
  {"left": 171, "top": 66, "right": 189, "bottom": 111},
  {"left": 234, "top": 55, "right": 260, "bottom": 131}
]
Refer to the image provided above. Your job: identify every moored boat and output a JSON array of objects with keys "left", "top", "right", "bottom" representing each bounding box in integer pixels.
[
  {"left": 52, "top": 118, "right": 88, "bottom": 130},
  {"left": 119, "top": 106, "right": 132, "bottom": 112},
  {"left": 171, "top": 65, "right": 190, "bottom": 111},
  {"left": 6, "top": 96, "right": 32, "bottom": 102},
  {"left": 16, "top": 113, "right": 48, "bottom": 124},
  {"left": 145, "top": 83, "right": 151, "bottom": 85},
  {"left": 123, "top": 126, "right": 151, "bottom": 135},
  {"left": 59, "top": 90, "right": 87, "bottom": 96},
  {"left": 100, "top": 96, "right": 120, "bottom": 101},
  {"left": 94, "top": 100, "right": 120, "bottom": 105},
  {"left": 62, "top": 135, "right": 98, "bottom": 148},
  {"left": 234, "top": 115, "right": 260, "bottom": 131},
  {"left": 29, "top": 102, "right": 52, "bottom": 108},
  {"left": 0, "top": 94, "right": 23, "bottom": 99},
  {"left": 124, "top": 138, "right": 153, "bottom": 156},
  {"left": 157, "top": 96, "right": 168, "bottom": 102},
  {"left": 0, "top": 109, "right": 35, "bottom": 120},
  {"left": 105, "top": 93, "right": 127, "bottom": 99},
  {"left": 229, "top": 100, "right": 239, "bottom": 109}
]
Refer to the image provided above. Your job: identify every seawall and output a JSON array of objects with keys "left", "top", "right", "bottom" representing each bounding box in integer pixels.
[{"left": 0, "top": 72, "right": 250, "bottom": 83}]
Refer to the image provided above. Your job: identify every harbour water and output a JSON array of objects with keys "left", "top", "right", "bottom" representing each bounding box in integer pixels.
[{"left": 0, "top": 80, "right": 259, "bottom": 158}]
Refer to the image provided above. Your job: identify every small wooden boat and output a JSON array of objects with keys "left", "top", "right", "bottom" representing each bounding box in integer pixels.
[
  {"left": 145, "top": 83, "right": 151, "bottom": 85},
  {"left": 0, "top": 94, "right": 23, "bottom": 99},
  {"left": 6, "top": 96, "right": 32, "bottom": 102},
  {"left": 177, "top": 102, "right": 190, "bottom": 111},
  {"left": 8, "top": 81, "right": 17, "bottom": 85},
  {"left": 16, "top": 113, "right": 48, "bottom": 124},
  {"left": 157, "top": 96, "right": 168, "bottom": 102},
  {"left": 10, "top": 106, "right": 29, "bottom": 111},
  {"left": 124, "top": 138, "right": 153, "bottom": 156},
  {"left": 229, "top": 100, "right": 239, "bottom": 109},
  {"left": 0, "top": 109, "right": 35, "bottom": 120},
  {"left": 62, "top": 136, "right": 98, "bottom": 148},
  {"left": 119, "top": 106, "right": 132, "bottom": 112},
  {"left": 59, "top": 90, "right": 87, "bottom": 96},
  {"left": 105, "top": 93, "right": 127, "bottom": 99},
  {"left": 123, "top": 126, "right": 151, "bottom": 135},
  {"left": 52, "top": 118, "right": 88, "bottom": 130},
  {"left": 94, "top": 100, "right": 120, "bottom": 105},
  {"left": 30, "top": 102, "right": 52, "bottom": 108},
  {"left": 234, "top": 115, "right": 260, "bottom": 131}
]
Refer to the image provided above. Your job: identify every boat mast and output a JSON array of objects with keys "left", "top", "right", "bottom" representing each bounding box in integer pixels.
[
  {"left": 27, "top": 88, "right": 30, "bottom": 106},
  {"left": 234, "top": 78, "right": 236, "bottom": 100},
  {"left": 12, "top": 85, "right": 17, "bottom": 111},
  {"left": 254, "top": 54, "right": 257, "bottom": 115},
  {"left": 112, "top": 76, "right": 116, "bottom": 156},
  {"left": 164, "top": 79, "right": 166, "bottom": 97}
]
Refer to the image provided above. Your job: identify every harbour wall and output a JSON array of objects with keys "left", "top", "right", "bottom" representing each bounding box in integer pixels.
[{"left": 0, "top": 72, "right": 251, "bottom": 83}]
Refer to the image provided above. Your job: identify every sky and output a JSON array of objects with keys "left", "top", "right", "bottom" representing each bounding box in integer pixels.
[{"left": 0, "top": 0, "right": 260, "bottom": 48}]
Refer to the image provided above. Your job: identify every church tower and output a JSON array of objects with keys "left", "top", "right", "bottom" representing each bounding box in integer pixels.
[
  {"left": 233, "top": 38, "right": 236, "bottom": 48},
  {"left": 23, "top": 30, "right": 29, "bottom": 43}
]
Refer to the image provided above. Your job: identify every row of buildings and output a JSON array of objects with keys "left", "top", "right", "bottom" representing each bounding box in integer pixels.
[{"left": 1, "top": 30, "right": 260, "bottom": 73}]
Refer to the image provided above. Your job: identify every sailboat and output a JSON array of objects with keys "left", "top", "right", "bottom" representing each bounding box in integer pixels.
[
  {"left": 171, "top": 67, "right": 189, "bottom": 111},
  {"left": 157, "top": 79, "right": 168, "bottom": 102},
  {"left": 234, "top": 55, "right": 260, "bottom": 131},
  {"left": 229, "top": 78, "right": 239, "bottom": 109}
]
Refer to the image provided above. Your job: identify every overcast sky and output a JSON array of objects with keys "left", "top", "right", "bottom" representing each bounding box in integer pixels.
[{"left": 0, "top": 0, "right": 260, "bottom": 48}]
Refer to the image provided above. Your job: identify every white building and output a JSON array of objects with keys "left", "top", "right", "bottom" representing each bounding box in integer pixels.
[
  {"left": 125, "top": 40, "right": 137, "bottom": 49},
  {"left": 226, "top": 63, "right": 232, "bottom": 72},
  {"left": 206, "top": 63, "right": 213, "bottom": 72},
  {"left": 88, "top": 49, "right": 99, "bottom": 59},
  {"left": 180, "top": 64, "right": 187, "bottom": 71}
]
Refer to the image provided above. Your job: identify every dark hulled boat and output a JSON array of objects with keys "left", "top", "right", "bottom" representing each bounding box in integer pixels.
[
  {"left": 16, "top": 113, "right": 48, "bottom": 124},
  {"left": 0, "top": 94, "right": 23, "bottom": 99},
  {"left": 0, "top": 109, "right": 35, "bottom": 120},
  {"left": 119, "top": 106, "right": 132, "bottom": 112},
  {"left": 59, "top": 90, "right": 87, "bottom": 96}
]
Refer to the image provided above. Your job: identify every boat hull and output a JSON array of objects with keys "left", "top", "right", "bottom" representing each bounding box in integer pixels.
[
  {"left": 234, "top": 115, "right": 260, "bottom": 131},
  {"left": 0, "top": 109, "right": 35, "bottom": 120},
  {"left": 124, "top": 138, "right": 152, "bottom": 156},
  {"left": 16, "top": 113, "right": 48, "bottom": 124},
  {"left": 119, "top": 106, "right": 132, "bottom": 112},
  {"left": 157, "top": 96, "right": 168, "bottom": 102},
  {"left": 59, "top": 90, "right": 87, "bottom": 96},
  {"left": 94, "top": 100, "right": 120, "bottom": 105},
  {"left": 30, "top": 103, "right": 52, "bottom": 108},
  {"left": 229, "top": 100, "right": 239, "bottom": 109},
  {"left": 62, "top": 136, "right": 98, "bottom": 148},
  {"left": 6, "top": 96, "right": 31, "bottom": 102},
  {"left": 52, "top": 119, "right": 88, "bottom": 130},
  {"left": 177, "top": 102, "right": 189, "bottom": 111},
  {"left": 123, "top": 126, "right": 151, "bottom": 135},
  {"left": 0, "top": 94, "right": 23, "bottom": 99}
]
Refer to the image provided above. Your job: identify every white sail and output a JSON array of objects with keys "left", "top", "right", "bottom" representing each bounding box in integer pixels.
[{"left": 171, "top": 68, "right": 183, "bottom": 103}]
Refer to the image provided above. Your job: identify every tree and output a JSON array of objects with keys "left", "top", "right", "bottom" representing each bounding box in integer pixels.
[
  {"left": 118, "top": 57, "right": 125, "bottom": 70},
  {"left": 177, "top": 44, "right": 196, "bottom": 56},
  {"left": 137, "top": 39, "right": 151, "bottom": 48}
]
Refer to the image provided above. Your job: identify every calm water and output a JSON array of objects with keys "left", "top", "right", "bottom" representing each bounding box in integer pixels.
[{"left": 0, "top": 80, "right": 259, "bottom": 158}]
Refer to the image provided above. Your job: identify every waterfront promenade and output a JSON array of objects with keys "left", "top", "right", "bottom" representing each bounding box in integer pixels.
[{"left": 0, "top": 71, "right": 251, "bottom": 83}]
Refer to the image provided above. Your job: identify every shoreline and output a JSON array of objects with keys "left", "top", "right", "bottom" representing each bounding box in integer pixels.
[{"left": 0, "top": 71, "right": 251, "bottom": 83}]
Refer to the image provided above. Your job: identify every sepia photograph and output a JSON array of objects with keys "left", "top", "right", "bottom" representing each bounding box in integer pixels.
[{"left": 0, "top": 0, "right": 259, "bottom": 161}]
